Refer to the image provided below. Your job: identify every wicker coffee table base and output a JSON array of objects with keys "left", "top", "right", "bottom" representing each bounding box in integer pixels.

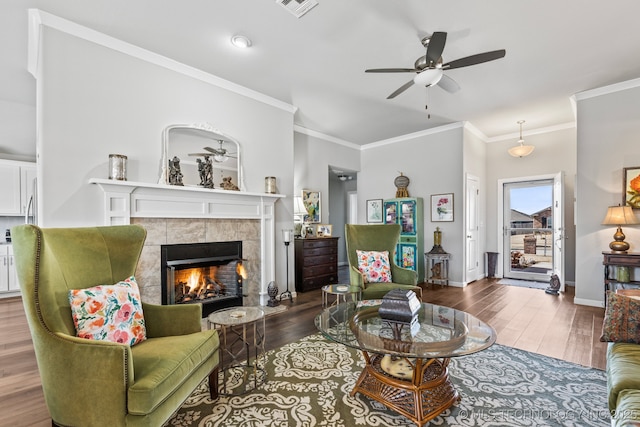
[{"left": 351, "top": 352, "right": 459, "bottom": 427}]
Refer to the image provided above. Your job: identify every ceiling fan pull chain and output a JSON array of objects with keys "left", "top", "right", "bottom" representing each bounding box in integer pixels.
[{"left": 425, "top": 90, "right": 431, "bottom": 119}]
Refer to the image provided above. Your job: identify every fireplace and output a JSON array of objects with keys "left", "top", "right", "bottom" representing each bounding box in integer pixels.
[{"left": 161, "top": 241, "right": 245, "bottom": 317}]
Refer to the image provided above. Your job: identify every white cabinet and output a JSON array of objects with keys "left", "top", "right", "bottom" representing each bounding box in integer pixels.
[
  {"left": 0, "top": 163, "right": 21, "bottom": 215},
  {"left": 0, "top": 160, "right": 36, "bottom": 217},
  {"left": 0, "top": 245, "right": 19, "bottom": 293}
]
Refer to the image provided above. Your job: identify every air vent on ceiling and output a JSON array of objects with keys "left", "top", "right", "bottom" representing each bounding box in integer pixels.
[{"left": 276, "top": 0, "right": 318, "bottom": 18}]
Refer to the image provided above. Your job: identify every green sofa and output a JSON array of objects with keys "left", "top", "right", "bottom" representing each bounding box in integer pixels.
[
  {"left": 345, "top": 224, "right": 422, "bottom": 300},
  {"left": 607, "top": 342, "right": 640, "bottom": 426},
  {"left": 11, "top": 224, "right": 220, "bottom": 427}
]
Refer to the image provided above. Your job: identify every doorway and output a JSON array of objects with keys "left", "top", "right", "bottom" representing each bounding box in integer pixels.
[{"left": 499, "top": 173, "right": 564, "bottom": 286}]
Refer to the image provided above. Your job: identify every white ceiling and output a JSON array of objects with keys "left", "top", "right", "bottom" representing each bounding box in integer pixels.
[{"left": 3, "top": 0, "right": 640, "bottom": 157}]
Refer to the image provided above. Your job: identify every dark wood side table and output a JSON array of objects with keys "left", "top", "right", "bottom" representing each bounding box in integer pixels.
[{"left": 603, "top": 251, "right": 640, "bottom": 298}]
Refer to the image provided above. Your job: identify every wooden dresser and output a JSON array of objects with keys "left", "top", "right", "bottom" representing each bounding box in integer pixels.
[{"left": 294, "top": 237, "right": 339, "bottom": 292}]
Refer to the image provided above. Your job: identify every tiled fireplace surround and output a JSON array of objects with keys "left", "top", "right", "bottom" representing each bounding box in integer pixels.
[
  {"left": 90, "top": 179, "right": 283, "bottom": 307},
  {"left": 133, "top": 217, "right": 261, "bottom": 306}
]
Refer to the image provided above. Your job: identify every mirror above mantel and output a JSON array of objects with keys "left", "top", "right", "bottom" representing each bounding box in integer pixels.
[{"left": 159, "top": 123, "right": 245, "bottom": 191}]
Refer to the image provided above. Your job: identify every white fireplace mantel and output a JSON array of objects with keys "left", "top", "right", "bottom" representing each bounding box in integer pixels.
[{"left": 89, "top": 178, "right": 285, "bottom": 305}]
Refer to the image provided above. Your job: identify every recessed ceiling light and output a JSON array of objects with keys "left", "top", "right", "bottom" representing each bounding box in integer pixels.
[{"left": 231, "top": 35, "right": 252, "bottom": 49}]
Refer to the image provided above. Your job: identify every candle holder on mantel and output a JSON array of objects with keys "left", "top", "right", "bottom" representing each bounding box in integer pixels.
[
  {"left": 279, "top": 229, "right": 294, "bottom": 302},
  {"left": 425, "top": 227, "right": 450, "bottom": 287}
]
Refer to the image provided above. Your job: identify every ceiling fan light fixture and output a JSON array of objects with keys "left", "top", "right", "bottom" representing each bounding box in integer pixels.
[
  {"left": 508, "top": 120, "right": 535, "bottom": 158},
  {"left": 230, "top": 34, "right": 252, "bottom": 49},
  {"left": 413, "top": 68, "right": 443, "bottom": 87},
  {"left": 213, "top": 153, "right": 228, "bottom": 162}
]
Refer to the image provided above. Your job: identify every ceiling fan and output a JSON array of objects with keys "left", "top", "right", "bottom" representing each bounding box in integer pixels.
[
  {"left": 365, "top": 32, "right": 506, "bottom": 99},
  {"left": 189, "top": 140, "right": 237, "bottom": 163}
]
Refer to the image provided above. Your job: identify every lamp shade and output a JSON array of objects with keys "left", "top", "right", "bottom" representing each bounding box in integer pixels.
[
  {"left": 508, "top": 144, "right": 535, "bottom": 157},
  {"left": 602, "top": 205, "right": 639, "bottom": 225}
]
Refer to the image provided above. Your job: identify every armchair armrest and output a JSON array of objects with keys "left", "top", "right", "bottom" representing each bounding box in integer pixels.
[
  {"left": 43, "top": 332, "right": 132, "bottom": 425},
  {"left": 143, "top": 302, "right": 203, "bottom": 338},
  {"left": 349, "top": 265, "right": 365, "bottom": 288},
  {"left": 391, "top": 264, "right": 418, "bottom": 285}
]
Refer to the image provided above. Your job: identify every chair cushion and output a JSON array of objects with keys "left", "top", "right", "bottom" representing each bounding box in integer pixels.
[
  {"left": 607, "top": 342, "right": 640, "bottom": 412},
  {"left": 128, "top": 329, "right": 219, "bottom": 415},
  {"left": 601, "top": 291, "right": 640, "bottom": 344},
  {"left": 356, "top": 250, "right": 392, "bottom": 283},
  {"left": 69, "top": 276, "right": 147, "bottom": 346}
]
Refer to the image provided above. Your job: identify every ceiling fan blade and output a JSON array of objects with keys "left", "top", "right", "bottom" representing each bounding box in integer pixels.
[
  {"left": 426, "top": 31, "right": 447, "bottom": 64},
  {"left": 387, "top": 80, "right": 415, "bottom": 99},
  {"left": 437, "top": 74, "right": 460, "bottom": 93},
  {"left": 442, "top": 49, "right": 506, "bottom": 70},
  {"left": 366, "top": 68, "right": 418, "bottom": 73}
]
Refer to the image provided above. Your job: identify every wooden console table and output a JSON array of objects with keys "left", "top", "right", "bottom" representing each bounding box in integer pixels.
[{"left": 603, "top": 251, "right": 640, "bottom": 297}]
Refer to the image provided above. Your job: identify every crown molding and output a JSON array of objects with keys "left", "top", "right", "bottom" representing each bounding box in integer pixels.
[
  {"left": 293, "top": 125, "right": 361, "bottom": 150},
  {"left": 463, "top": 122, "right": 489, "bottom": 141},
  {"left": 486, "top": 122, "right": 576, "bottom": 143},
  {"left": 27, "top": 9, "right": 297, "bottom": 115},
  {"left": 362, "top": 122, "right": 465, "bottom": 150},
  {"left": 574, "top": 76, "right": 640, "bottom": 101}
]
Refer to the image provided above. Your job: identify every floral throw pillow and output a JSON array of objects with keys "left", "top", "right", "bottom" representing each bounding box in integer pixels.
[
  {"left": 600, "top": 291, "right": 640, "bottom": 344},
  {"left": 69, "top": 276, "right": 147, "bottom": 346},
  {"left": 356, "top": 250, "right": 393, "bottom": 284}
]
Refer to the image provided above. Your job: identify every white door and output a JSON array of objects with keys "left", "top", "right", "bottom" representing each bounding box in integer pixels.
[
  {"left": 499, "top": 173, "right": 564, "bottom": 285},
  {"left": 553, "top": 172, "right": 565, "bottom": 292},
  {"left": 465, "top": 174, "right": 480, "bottom": 283}
]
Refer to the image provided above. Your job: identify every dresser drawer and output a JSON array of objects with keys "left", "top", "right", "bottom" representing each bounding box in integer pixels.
[
  {"left": 303, "top": 246, "right": 338, "bottom": 257},
  {"left": 298, "top": 273, "right": 338, "bottom": 292},
  {"left": 303, "top": 263, "right": 337, "bottom": 278},
  {"left": 301, "top": 239, "right": 337, "bottom": 250},
  {"left": 302, "top": 254, "right": 337, "bottom": 266}
]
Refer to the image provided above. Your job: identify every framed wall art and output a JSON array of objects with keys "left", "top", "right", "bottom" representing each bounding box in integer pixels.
[
  {"left": 623, "top": 166, "right": 640, "bottom": 209},
  {"left": 431, "top": 193, "right": 454, "bottom": 222},
  {"left": 301, "top": 190, "right": 321, "bottom": 223},
  {"left": 366, "top": 199, "right": 383, "bottom": 223}
]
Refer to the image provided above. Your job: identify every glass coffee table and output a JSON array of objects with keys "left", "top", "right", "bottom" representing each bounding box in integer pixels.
[{"left": 315, "top": 301, "right": 496, "bottom": 426}]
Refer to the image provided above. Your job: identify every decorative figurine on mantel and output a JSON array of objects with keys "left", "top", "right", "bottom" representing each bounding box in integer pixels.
[
  {"left": 394, "top": 172, "right": 410, "bottom": 197},
  {"left": 168, "top": 156, "right": 184, "bottom": 186},
  {"left": 221, "top": 177, "right": 240, "bottom": 191},
  {"left": 194, "top": 155, "right": 214, "bottom": 188}
]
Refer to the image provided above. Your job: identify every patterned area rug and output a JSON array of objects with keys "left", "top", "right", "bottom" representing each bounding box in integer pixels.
[{"left": 164, "top": 334, "right": 609, "bottom": 426}]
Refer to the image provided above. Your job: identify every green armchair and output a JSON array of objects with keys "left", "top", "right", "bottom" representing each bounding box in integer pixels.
[
  {"left": 345, "top": 224, "right": 422, "bottom": 300},
  {"left": 11, "top": 224, "right": 220, "bottom": 427}
]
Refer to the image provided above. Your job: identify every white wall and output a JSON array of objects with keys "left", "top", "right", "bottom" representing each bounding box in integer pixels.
[
  {"left": 293, "top": 130, "right": 360, "bottom": 221},
  {"left": 575, "top": 81, "right": 640, "bottom": 307},
  {"left": 485, "top": 125, "right": 577, "bottom": 283},
  {"left": 358, "top": 125, "right": 466, "bottom": 284},
  {"left": 463, "top": 125, "right": 488, "bottom": 280},
  {"left": 33, "top": 16, "right": 297, "bottom": 293}
]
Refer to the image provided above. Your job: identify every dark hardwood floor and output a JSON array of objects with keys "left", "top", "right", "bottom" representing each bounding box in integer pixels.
[{"left": 0, "top": 277, "right": 607, "bottom": 427}]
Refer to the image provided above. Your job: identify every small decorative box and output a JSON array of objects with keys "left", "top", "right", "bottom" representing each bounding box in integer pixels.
[{"left": 379, "top": 289, "right": 421, "bottom": 324}]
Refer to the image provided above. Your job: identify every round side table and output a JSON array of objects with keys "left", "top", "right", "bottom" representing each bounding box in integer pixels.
[
  {"left": 208, "top": 306, "right": 266, "bottom": 395},
  {"left": 321, "top": 284, "right": 362, "bottom": 308}
]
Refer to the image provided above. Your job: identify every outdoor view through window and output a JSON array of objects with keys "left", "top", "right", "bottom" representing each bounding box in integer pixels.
[{"left": 505, "top": 180, "right": 553, "bottom": 281}]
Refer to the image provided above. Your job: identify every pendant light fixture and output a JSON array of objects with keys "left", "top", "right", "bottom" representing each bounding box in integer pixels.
[{"left": 508, "top": 120, "right": 535, "bottom": 158}]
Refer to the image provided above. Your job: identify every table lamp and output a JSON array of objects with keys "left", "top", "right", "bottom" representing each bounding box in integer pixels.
[{"left": 602, "top": 205, "right": 639, "bottom": 253}]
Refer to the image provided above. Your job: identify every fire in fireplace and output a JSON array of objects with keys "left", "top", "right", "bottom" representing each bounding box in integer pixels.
[{"left": 161, "top": 241, "right": 246, "bottom": 317}]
